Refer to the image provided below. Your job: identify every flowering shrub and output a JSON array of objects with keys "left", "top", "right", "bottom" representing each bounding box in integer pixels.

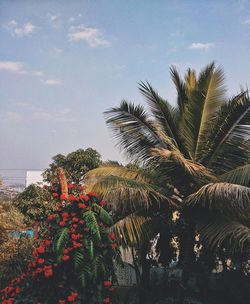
[{"left": 1, "top": 183, "right": 119, "bottom": 304}]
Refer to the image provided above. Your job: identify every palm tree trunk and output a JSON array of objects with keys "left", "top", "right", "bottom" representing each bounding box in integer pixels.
[{"left": 139, "top": 243, "right": 151, "bottom": 304}]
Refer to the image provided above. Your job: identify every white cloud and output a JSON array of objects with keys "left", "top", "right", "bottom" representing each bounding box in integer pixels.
[
  {"left": 188, "top": 42, "right": 214, "bottom": 50},
  {"left": 68, "top": 24, "right": 110, "bottom": 47},
  {"left": 5, "top": 20, "right": 37, "bottom": 37},
  {"left": 43, "top": 79, "right": 62, "bottom": 85},
  {"left": 0, "top": 61, "right": 44, "bottom": 78},
  {"left": 0, "top": 61, "right": 27, "bottom": 73},
  {"left": 244, "top": 19, "right": 250, "bottom": 24}
]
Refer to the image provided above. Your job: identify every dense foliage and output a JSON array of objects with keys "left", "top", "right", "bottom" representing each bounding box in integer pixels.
[
  {"left": 1, "top": 184, "right": 119, "bottom": 304},
  {"left": 13, "top": 184, "right": 54, "bottom": 226},
  {"left": 43, "top": 148, "right": 102, "bottom": 184}
]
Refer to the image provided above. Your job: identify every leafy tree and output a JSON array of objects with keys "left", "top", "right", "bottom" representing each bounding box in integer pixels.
[
  {"left": 13, "top": 184, "right": 54, "bottom": 226},
  {"left": 43, "top": 148, "right": 102, "bottom": 184},
  {"left": 87, "top": 63, "right": 250, "bottom": 284}
]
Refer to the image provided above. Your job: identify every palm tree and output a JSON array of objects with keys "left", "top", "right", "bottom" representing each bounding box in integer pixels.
[{"left": 86, "top": 63, "right": 250, "bottom": 273}]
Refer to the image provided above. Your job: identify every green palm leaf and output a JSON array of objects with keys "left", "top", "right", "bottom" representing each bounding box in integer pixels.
[{"left": 220, "top": 164, "right": 250, "bottom": 187}]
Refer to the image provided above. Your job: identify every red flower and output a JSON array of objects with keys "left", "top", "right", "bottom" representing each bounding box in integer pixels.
[
  {"left": 52, "top": 193, "right": 59, "bottom": 197},
  {"left": 60, "top": 194, "right": 67, "bottom": 200},
  {"left": 88, "top": 191, "right": 98, "bottom": 197},
  {"left": 80, "top": 195, "right": 89, "bottom": 201},
  {"left": 103, "top": 280, "right": 112, "bottom": 287},
  {"left": 37, "top": 258, "right": 45, "bottom": 264},
  {"left": 47, "top": 215, "right": 54, "bottom": 220},
  {"left": 109, "top": 232, "right": 116, "bottom": 241},
  {"left": 68, "top": 194, "right": 77, "bottom": 201},
  {"left": 59, "top": 221, "right": 66, "bottom": 227},
  {"left": 58, "top": 300, "right": 66, "bottom": 304},
  {"left": 78, "top": 185, "right": 85, "bottom": 191},
  {"left": 62, "top": 212, "right": 69, "bottom": 218},
  {"left": 68, "top": 183, "right": 75, "bottom": 189},
  {"left": 111, "top": 243, "right": 117, "bottom": 249},
  {"left": 100, "top": 200, "right": 107, "bottom": 207},
  {"left": 63, "top": 248, "right": 69, "bottom": 254},
  {"left": 44, "top": 268, "right": 53, "bottom": 278},
  {"left": 37, "top": 246, "right": 45, "bottom": 254},
  {"left": 44, "top": 240, "right": 51, "bottom": 246},
  {"left": 103, "top": 297, "right": 111, "bottom": 304},
  {"left": 15, "top": 287, "right": 20, "bottom": 294},
  {"left": 78, "top": 203, "right": 86, "bottom": 209},
  {"left": 61, "top": 255, "right": 70, "bottom": 261},
  {"left": 72, "top": 217, "right": 79, "bottom": 222}
]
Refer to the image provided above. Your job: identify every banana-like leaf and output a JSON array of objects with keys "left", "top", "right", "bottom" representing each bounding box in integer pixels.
[
  {"left": 185, "top": 183, "right": 250, "bottom": 222},
  {"left": 220, "top": 164, "right": 250, "bottom": 187},
  {"left": 197, "top": 216, "right": 250, "bottom": 254}
]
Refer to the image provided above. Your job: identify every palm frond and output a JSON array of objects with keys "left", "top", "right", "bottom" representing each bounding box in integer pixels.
[
  {"left": 88, "top": 175, "right": 176, "bottom": 214},
  {"left": 181, "top": 63, "right": 226, "bottom": 160},
  {"left": 83, "top": 211, "right": 101, "bottom": 241},
  {"left": 114, "top": 214, "right": 155, "bottom": 246},
  {"left": 220, "top": 164, "right": 250, "bottom": 187},
  {"left": 170, "top": 65, "right": 188, "bottom": 112},
  {"left": 55, "top": 227, "right": 69, "bottom": 255},
  {"left": 86, "top": 165, "right": 149, "bottom": 184},
  {"left": 185, "top": 182, "right": 250, "bottom": 222},
  {"left": 198, "top": 217, "right": 250, "bottom": 254},
  {"left": 138, "top": 81, "right": 181, "bottom": 147},
  {"left": 104, "top": 100, "right": 165, "bottom": 162},
  {"left": 184, "top": 68, "right": 197, "bottom": 97},
  {"left": 200, "top": 92, "right": 250, "bottom": 169}
]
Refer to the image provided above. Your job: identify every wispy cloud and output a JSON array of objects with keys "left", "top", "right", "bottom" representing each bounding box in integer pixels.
[
  {"left": 0, "top": 61, "right": 43, "bottom": 77},
  {"left": 0, "top": 111, "right": 24, "bottom": 123},
  {"left": 46, "top": 13, "right": 61, "bottom": 28},
  {"left": 188, "top": 42, "right": 214, "bottom": 50},
  {"left": 32, "top": 108, "right": 74, "bottom": 122},
  {"left": 5, "top": 20, "right": 37, "bottom": 37},
  {"left": 243, "top": 19, "right": 250, "bottom": 24},
  {"left": 43, "top": 79, "right": 62, "bottom": 86},
  {"left": 53, "top": 47, "right": 63, "bottom": 54},
  {"left": 67, "top": 24, "right": 110, "bottom": 47}
]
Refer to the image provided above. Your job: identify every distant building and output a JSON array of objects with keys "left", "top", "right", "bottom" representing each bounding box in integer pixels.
[{"left": 25, "top": 171, "right": 45, "bottom": 187}]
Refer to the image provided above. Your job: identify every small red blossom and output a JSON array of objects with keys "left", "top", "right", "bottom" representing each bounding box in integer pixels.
[
  {"left": 47, "top": 215, "right": 54, "bottom": 220},
  {"left": 68, "top": 194, "right": 77, "bottom": 201},
  {"left": 68, "top": 183, "right": 75, "bottom": 189},
  {"left": 79, "top": 195, "right": 89, "bottom": 201},
  {"left": 44, "top": 268, "right": 53, "bottom": 278},
  {"left": 109, "top": 232, "right": 116, "bottom": 241},
  {"left": 88, "top": 191, "right": 98, "bottom": 197},
  {"left": 103, "top": 280, "right": 112, "bottom": 287},
  {"left": 37, "top": 246, "right": 45, "bottom": 254},
  {"left": 59, "top": 221, "right": 66, "bottom": 227},
  {"left": 60, "top": 194, "right": 67, "bottom": 200},
  {"left": 78, "top": 203, "right": 86, "bottom": 209},
  {"left": 72, "top": 217, "right": 79, "bottom": 223},
  {"left": 15, "top": 288, "right": 20, "bottom": 294},
  {"left": 61, "top": 255, "right": 70, "bottom": 261},
  {"left": 103, "top": 297, "right": 111, "bottom": 304},
  {"left": 62, "top": 212, "right": 69, "bottom": 218},
  {"left": 100, "top": 200, "right": 107, "bottom": 207},
  {"left": 37, "top": 258, "right": 45, "bottom": 264},
  {"left": 111, "top": 243, "right": 117, "bottom": 249},
  {"left": 58, "top": 300, "right": 66, "bottom": 304},
  {"left": 52, "top": 193, "right": 59, "bottom": 197}
]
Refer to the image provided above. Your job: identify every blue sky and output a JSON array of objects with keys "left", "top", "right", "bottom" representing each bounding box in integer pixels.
[{"left": 0, "top": 0, "right": 250, "bottom": 184}]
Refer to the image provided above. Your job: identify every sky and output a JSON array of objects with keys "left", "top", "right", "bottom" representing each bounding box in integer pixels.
[{"left": 0, "top": 0, "right": 250, "bottom": 185}]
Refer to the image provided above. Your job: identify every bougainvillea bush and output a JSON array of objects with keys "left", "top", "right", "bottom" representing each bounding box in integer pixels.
[{"left": 1, "top": 183, "right": 119, "bottom": 304}]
